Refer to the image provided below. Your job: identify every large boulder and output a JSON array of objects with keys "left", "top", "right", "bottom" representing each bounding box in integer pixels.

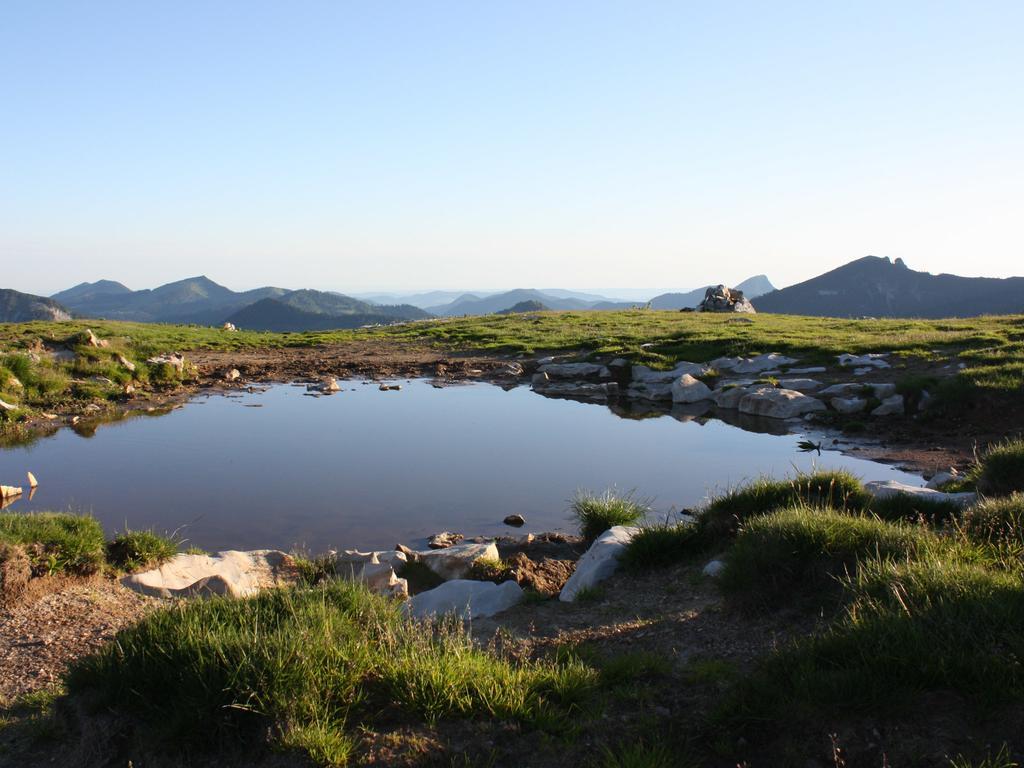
[
  {"left": 738, "top": 388, "right": 827, "bottom": 419},
  {"left": 697, "top": 285, "right": 756, "bottom": 313},
  {"left": 122, "top": 550, "right": 300, "bottom": 599},
  {"left": 864, "top": 480, "right": 976, "bottom": 507},
  {"left": 671, "top": 374, "right": 713, "bottom": 403},
  {"left": 405, "top": 579, "right": 524, "bottom": 620},
  {"left": 713, "top": 384, "right": 756, "bottom": 409},
  {"left": 416, "top": 541, "right": 500, "bottom": 581},
  {"left": 559, "top": 525, "right": 638, "bottom": 602}
]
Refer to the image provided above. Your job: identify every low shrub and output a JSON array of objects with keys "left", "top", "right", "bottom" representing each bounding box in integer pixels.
[
  {"left": 67, "top": 582, "right": 599, "bottom": 761},
  {"left": 571, "top": 489, "right": 648, "bottom": 541},
  {"left": 0, "top": 512, "right": 105, "bottom": 576},
  {"left": 719, "top": 506, "right": 938, "bottom": 609},
  {"left": 106, "top": 529, "right": 179, "bottom": 572}
]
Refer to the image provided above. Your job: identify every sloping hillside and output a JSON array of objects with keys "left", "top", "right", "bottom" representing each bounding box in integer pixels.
[
  {"left": 754, "top": 257, "right": 1024, "bottom": 318},
  {"left": 0, "top": 289, "right": 71, "bottom": 322},
  {"left": 226, "top": 294, "right": 427, "bottom": 331}
]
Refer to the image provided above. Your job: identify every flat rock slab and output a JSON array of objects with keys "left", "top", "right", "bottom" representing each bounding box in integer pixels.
[
  {"left": 864, "top": 480, "right": 976, "bottom": 506},
  {"left": 405, "top": 579, "right": 524, "bottom": 620},
  {"left": 559, "top": 525, "right": 638, "bottom": 602},
  {"left": 122, "top": 550, "right": 300, "bottom": 599},
  {"left": 712, "top": 353, "right": 798, "bottom": 374}
]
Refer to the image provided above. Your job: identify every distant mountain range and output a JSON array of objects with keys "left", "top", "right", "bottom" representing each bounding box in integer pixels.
[
  {"left": 497, "top": 300, "right": 549, "bottom": 314},
  {"left": 48, "top": 277, "right": 428, "bottom": 330},
  {"left": 753, "top": 256, "right": 1024, "bottom": 318},
  {"left": 0, "top": 289, "right": 71, "bottom": 322}
]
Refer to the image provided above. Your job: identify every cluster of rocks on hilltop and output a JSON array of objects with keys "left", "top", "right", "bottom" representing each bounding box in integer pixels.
[{"left": 530, "top": 351, "right": 927, "bottom": 421}]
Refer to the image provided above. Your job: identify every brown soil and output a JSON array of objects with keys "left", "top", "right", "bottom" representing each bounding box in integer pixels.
[{"left": 0, "top": 575, "right": 157, "bottom": 705}]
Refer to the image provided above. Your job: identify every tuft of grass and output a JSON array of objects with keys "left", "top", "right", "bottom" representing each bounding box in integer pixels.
[
  {"left": 570, "top": 489, "right": 648, "bottom": 541},
  {"left": 466, "top": 556, "right": 513, "bottom": 583},
  {"left": 960, "top": 493, "right": 1024, "bottom": 555},
  {"left": 67, "top": 581, "right": 599, "bottom": 763},
  {"left": 973, "top": 437, "right": 1024, "bottom": 496},
  {"left": 950, "top": 745, "right": 1019, "bottom": 768},
  {"left": 868, "top": 492, "right": 965, "bottom": 527},
  {"left": 600, "top": 740, "right": 683, "bottom": 768},
  {"left": 0, "top": 512, "right": 105, "bottom": 576},
  {"left": 620, "top": 522, "right": 702, "bottom": 571},
  {"left": 105, "top": 529, "right": 179, "bottom": 572},
  {"left": 700, "top": 470, "right": 869, "bottom": 542},
  {"left": 719, "top": 506, "right": 942, "bottom": 609}
]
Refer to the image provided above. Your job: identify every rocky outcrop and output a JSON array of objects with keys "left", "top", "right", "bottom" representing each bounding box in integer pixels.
[
  {"left": 405, "top": 579, "right": 524, "bottom": 620},
  {"left": 122, "top": 550, "right": 300, "bottom": 599},
  {"left": 738, "top": 387, "right": 827, "bottom": 419},
  {"left": 506, "top": 553, "right": 575, "bottom": 596},
  {"left": 559, "top": 525, "right": 638, "bottom": 602},
  {"left": 628, "top": 362, "right": 709, "bottom": 401},
  {"left": 697, "top": 285, "right": 756, "bottom": 313}
]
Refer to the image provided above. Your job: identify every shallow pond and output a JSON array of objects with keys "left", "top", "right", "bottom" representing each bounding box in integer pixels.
[{"left": 0, "top": 381, "right": 922, "bottom": 551}]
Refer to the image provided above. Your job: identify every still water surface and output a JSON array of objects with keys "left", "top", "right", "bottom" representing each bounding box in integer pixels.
[{"left": 0, "top": 381, "right": 922, "bottom": 551}]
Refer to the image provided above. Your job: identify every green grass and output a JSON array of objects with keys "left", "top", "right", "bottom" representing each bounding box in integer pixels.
[
  {"left": 105, "top": 529, "right": 179, "bottom": 572},
  {"left": 66, "top": 581, "right": 600, "bottom": 763},
  {"left": 619, "top": 522, "right": 702, "bottom": 571},
  {"left": 972, "top": 437, "right": 1024, "bottom": 496},
  {"left": 571, "top": 489, "right": 648, "bottom": 541},
  {"left": 718, "top": 506, "right": 946, "bottom": 609},
  {"left": 960, "top": 494, "right": 1024, "bottom": 555},
  {"left": 0, "top": 512, "right": 105, "bottom": 576}
]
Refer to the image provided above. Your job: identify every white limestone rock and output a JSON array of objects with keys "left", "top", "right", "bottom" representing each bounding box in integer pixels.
[
  {"left": 416, "top": 541, "right": 500, "bottom": 581},
  {"left": 628, "top": 361, "right": 709, "bottom": 400},
  {"left": 405, "top": 579, "right": 524, "bottom": 620},
  {"left": 702, "top": 559, "right": 726, "bottom": 578},
  {"left": 711, "top": 353, "right": 798, "bottom": 374},
  {"left": 738, "top": 388, "right": 827, "bottom": 419},
  {"left": 871, "top": 394, "right": 905, "bottom": 417},
  {"left": 838, "top": 353, "right": 890, "bottom": 369},
  {"left": 777, "top": 378, "right": 823, "bottom": 393},
  {"left": 671, "top": 374, "right": 713, "bottom": 403},
  {"left": 864, "top": 480, "right": 976, "bottom": 506},
  {"left": 831, "top": 397, "right": 867, "bottom": 414},
  {"left": 537, "top": 362, "right": 609, "bottom": 379},
  {"left": 819, "top": 383, "right": 864, "bottom": 398},
  {"left": 559, "top": 525, "right": 638, "bottom": 602},
  {"left": 122, "top": 550, "right": 300, "bottom": 599}
]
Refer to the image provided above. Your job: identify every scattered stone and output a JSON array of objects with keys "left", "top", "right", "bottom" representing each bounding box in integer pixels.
[
  {"left": 738, "top": 388, "right": 827, "bottom": 419},
  {"left": 702, "top": 559, "right": 726, "bottom": 578},
  {"left": 321, "top": 377, "right": 341, "bottom": 392},
  {"left": 405, "top": 579, "right": 524, "bottom": 620},
  {"left": 395, "top": 543, "right": 420, "bottom": 562},
  {"left": 506, "top": 553, "right": 575, "bottom": 596},
  {"left": 711, "top": 353, "right": 798, "bottom": 374},
  {"left": 559, "top": 525, "right": 638, "bottom": 602},
  {"left": 785, "top": 366, "right": 827, "bottom": 374},
  {"left": 502, "top": 361, "right": 524, "bottom": 377},
  {"left": 671, "top": 374, "right": 713, "bottom": 403},
  {"left": 712, "top": 384, "right": 755, "bottom": 409},
  {"left": 222, "top": 322, "right": 237, "bottom": 331},
  {"left": 224, "top": 369, "right": 241, "bottom": 382},
  {"left": 925, "top": 471, "right": 958, "bottom": 490},
  {"left": 503, "top": 514, "right": 526, "bottom": 527},
  {"left": 147, "top": 353, "right": 186, "bottom": 373},
  {"left": 117, "top": 354, "right": 136, "bottom": 373},
  {"left": 122, "top": 550, "right": 301, "bottom": 599},
  {"left": 428, "top": 532, "right": 465, "bottom": 549},
  {"left": 331, "top": 555, "right": 409, "bottom": 598},
  {"left": 871, "top": 394, "right": 905, "bottom": 417},
  {"left": 866, "top": 382, "right": 897, "bottom": 399},
  {"left": 838, "top": 353, "right": 890, "bottom": 369},
  {"left": 84, "top": 329, "right": 109, "bottom": 348},
  {"left": 0, "top": 398, "right": 16, "bottom": 412},
  {"left": 697, "top": 285, "right": 756, "bottom": 313},
  {"left": 777, "top": 378, "right": 823, "bottom": 393},
  {"left": 26, "top": 472, "right": 37, "bottom": 489},
  {"left": 0, "top": 486, "right": 23, "bottom": 499},
  {"left": 417, "top": 541, "right": 500, "bottom": 581},
  {"left": 864, "top": 480, "right": 976, "bottom": 507},
  {"left": 378, "top": 383, "right": 401, "bottom": 391},
  {"left": 831, "top": 397, "right": 867, "bottom": 414},
  {"left": 819, "top": 383, "right": 864, "bottom": 398}
]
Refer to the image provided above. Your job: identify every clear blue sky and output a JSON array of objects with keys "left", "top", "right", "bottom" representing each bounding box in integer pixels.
[{"left": 2, "top": 1, "right": 1022, "bottom": 296}]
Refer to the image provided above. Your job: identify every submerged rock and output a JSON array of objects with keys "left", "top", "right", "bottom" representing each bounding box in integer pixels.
[{"left": 559, "top": 525, "right": 638, "bottom": 602}]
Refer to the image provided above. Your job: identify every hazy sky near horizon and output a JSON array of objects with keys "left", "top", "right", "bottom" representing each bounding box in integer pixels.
[{"left": 2, "top": 1, "right": 1022, "bottom": 296}]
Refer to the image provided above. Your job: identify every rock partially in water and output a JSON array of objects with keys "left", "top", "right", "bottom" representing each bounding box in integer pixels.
[
  {"left": 629, "top": 362, "right": 709, "bottom": 401},
  {"left": 739, "top": 388, "right": 827, "bottom": 419},
  {"left": 559, "top": 525, "right": 638, "bottom": 602},
  {"left": 405, "top": 579, "right": 523, "bottom": 620},
  {"left": 418, "top": 541, "right": 499, "bottom": 580},
  {"left": 671, "top": 374, "right": 713, "bottom": 403},
  {"left": 428, "top": 531, "right": 464, "bottom": 549},
  {"left": 122, "top": 550, "right": 300, "bottom": 599},
  {"left": 537, "top": 362, "right": 609, "bottom": 379},
  {"left": 503, "top": 514, "right": 526, "bottom": 527}
]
